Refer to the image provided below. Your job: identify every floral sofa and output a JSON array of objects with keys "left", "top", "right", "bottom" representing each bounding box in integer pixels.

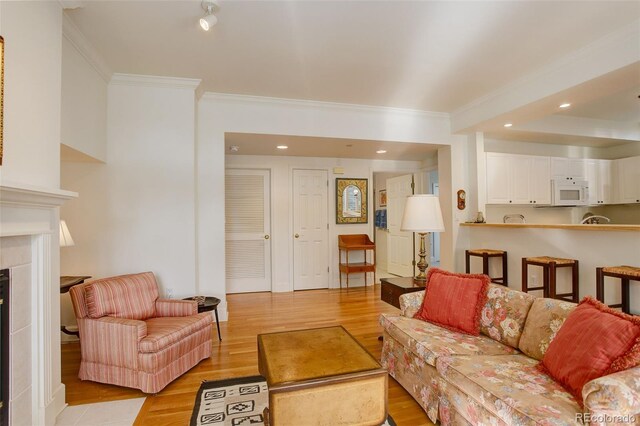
[{"left": 379, "top": 284, "right": 640, "bottom": 425}]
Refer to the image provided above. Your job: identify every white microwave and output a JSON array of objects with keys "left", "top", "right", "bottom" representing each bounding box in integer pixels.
[{"left": 552, "top": 177, "right": 589, "bottom": 206}]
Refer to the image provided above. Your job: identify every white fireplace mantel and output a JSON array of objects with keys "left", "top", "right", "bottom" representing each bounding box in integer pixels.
[{"left": 0, "top": 181, "right": 77, "bottom": 425}]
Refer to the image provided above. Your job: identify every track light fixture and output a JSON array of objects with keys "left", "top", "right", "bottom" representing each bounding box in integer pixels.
[{"left": 200, "top": 0, "right": 220, "bottom": 31}]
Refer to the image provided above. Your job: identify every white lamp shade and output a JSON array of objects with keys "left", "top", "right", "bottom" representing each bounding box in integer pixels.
[
  {"left": 400, "top": 195, "right": 445, "bottom": 232},
  {"left": 59, "top": 220, "right": 75, "bottom": 247},
  {"left": 200, "top": 13, "right": 217, "bottom": 31}
]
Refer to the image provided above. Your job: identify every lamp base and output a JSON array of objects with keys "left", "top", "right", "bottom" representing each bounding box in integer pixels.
[{"left": 412, "top": 276, "right": 427, "bottom": 287}]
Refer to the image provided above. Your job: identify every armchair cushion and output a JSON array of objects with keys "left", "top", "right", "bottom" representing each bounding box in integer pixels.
[
  {"left": 86, "top": 272, "right": 159, "bottom": 320},
  {"left": 139, "top": 313, "right": 212, "bottom": 353}
]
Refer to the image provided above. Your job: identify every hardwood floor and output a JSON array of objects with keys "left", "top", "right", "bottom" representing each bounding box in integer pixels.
[{"left": 61, "top": 285, "right": 434, "bottom": 426}]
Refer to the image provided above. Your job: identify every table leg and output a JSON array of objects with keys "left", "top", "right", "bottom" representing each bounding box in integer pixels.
[{"left": 213, "top": 307, "right": 222, "bottom": 341}]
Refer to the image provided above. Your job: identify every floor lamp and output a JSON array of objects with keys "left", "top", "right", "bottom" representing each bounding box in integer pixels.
[{"left": 400, "top": 195, "right": 445, "bottom": 285}]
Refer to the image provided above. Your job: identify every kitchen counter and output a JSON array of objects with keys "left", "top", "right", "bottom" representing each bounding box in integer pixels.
[{"left": 461, "top": 223, "right": 640, "bottom": 232}]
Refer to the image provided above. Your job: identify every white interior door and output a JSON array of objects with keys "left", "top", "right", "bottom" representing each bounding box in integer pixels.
[
  {"left": 387, "top": 174, "right": 414, "bottom": 277},
  {"left": 225, "top": 169, "right": 271, "bottom": 293},
  {"left": 293, "top": 169, "right": 329, "bottom": 290}
]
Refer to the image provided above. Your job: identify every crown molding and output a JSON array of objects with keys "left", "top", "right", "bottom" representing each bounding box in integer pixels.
[
  {"left": 200, "top": 92, "right": 450, "bottom": 119},
  {"left": 62, "top": 13, "right": 112, "bottom": 83},
  {"left": 110, "top": 73, "right": 202, "bottom": 90}
]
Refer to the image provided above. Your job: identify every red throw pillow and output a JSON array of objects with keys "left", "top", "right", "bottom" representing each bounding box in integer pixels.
[
  {"left": 540, "top": 297, "right": 640, "bottom": 405},
  {"left": 413, "top": 268, "right": 490, "bottom": 335}
]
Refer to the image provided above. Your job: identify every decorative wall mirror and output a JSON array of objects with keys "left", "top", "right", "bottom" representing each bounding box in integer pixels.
[{"left": 336, "top": 178, "right": 368, "bottom": 224}]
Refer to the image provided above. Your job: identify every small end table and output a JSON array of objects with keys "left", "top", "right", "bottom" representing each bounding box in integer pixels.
[
  {"left": 183, "top": 296, "right": 222, "bottom": 341},
  {"left": 60, "top": 275, "right": 92, "bottom": 337}
]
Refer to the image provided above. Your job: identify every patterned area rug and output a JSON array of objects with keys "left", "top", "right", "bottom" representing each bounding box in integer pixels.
[{"left": 190, "top": 375, "right": 397, "bottom": 426}]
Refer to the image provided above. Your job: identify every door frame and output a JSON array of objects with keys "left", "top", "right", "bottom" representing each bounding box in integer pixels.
[
  {"left": 289, "top": 167, "right": 331, "bottom": 290},
  {"left": 224, "top": 167, "right": 274, "bottom": 293}
]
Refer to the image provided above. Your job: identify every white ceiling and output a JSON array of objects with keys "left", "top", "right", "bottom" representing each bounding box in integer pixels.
[
  {"left": 225, "top": 133, "right": 439, "bottom": 161},
  {"left": 66, "top": 1, "right": 640, "bottom": 113},
  {"left": 558, "top": 86, "right": 640, "bottom": 122}
]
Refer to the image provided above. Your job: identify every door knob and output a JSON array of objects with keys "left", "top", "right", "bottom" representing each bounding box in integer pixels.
[
  {"left": 264, "top": 235, "right": 270, "bottom": 240},
  {"left": 294, "top": 233, "right": 299, "bottom": 238}
]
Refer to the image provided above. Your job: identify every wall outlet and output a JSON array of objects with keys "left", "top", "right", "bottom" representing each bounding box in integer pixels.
[{"left": 166, "top": 288, "right": 174, "bottom": 299}]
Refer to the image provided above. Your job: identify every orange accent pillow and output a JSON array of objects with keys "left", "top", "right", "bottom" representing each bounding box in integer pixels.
[
  {"left": 413, "top": 268, "right": 490, "bottom": 335},
  {"left": 540, "top": 297, "right": 640, "bottom": 405}
]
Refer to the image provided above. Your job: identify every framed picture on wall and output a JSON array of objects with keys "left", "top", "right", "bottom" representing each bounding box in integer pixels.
[
  {"left": 336, "top": 178, "right": 368, "bottom": 224},
  {"left": 379, "top": 189, "right": 387, "bottom": 207}
]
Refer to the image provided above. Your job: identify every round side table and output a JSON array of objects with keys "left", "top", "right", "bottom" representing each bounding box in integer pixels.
[{"left": 183, "top": 296, "right": 222, "bottom": 341}]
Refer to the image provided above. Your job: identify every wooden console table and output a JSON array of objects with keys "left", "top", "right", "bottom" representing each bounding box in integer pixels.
[
  {"left": 380, "top": 276, "right": 424, "bottom": 309},
  {"left": 338, "top": 234, "right": 376, "bottom": 289}
]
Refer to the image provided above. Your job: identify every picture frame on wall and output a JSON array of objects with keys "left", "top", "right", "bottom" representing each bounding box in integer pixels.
[
  {"left": 336, "top": 178, "right": 368, "bottom": 224},
  {"left": 379, "top": 189, "right": 387, "bottom": 207}
]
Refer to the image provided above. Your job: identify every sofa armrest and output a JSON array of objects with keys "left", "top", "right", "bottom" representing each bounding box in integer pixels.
[
  {"left": 583, "top": 366, "right": 640, "bottom": 420},
  {"left": 77, "top": 317, "right": 147, "bottom": 369},
  {"left": 399, "top": 290, "right": 425, "bottom": 317},
  {"left": 155, "top": 299, "right": 198, "bottom": 317}
]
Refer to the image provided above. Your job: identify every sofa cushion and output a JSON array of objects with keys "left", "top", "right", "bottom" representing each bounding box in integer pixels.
[
  {"left": 140, "top": 312, "right": 212, "bottom": 353},
  {"left": 518, "top": 298, "right": 575, "bottom": 360},
  {"left": 436, "top": 354, "right": 581, "bottom": 425},
  {"left": 380, "top": 314, "right": 517, "bottom": 367},
  {"left": 480, "top": 284, "right": 535, "bottom": 349},
  {"left": 86, "top": 272, "right": 159, "bottom": 320},
  {"left": 414, "top": 268, "right": 489, "bottom": 335},
  {"left": 541, "top": 297, "right": 640, "bottom": 404}
]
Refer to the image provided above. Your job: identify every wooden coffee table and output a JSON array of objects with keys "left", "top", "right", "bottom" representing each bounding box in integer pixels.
[{"left": 257, "top": 326, "right": 388, "bottom": 426}]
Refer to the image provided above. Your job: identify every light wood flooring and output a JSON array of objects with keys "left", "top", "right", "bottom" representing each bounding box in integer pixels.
[{"left": 62, "top": 285, "right": 434, "bottom": 426}]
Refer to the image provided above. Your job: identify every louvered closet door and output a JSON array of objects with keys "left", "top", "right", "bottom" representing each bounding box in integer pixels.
[{"left": 225, "top": 169, "right": 271, "bottom": 293}]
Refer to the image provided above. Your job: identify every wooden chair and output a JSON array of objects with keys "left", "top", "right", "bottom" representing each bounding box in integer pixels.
[
  {"left": 465, "top": 249, "right": 508, "bottom": 285},
  {"left": 596, "top": 265, "right": 640, "bottom": 314},
  {"left": 522, "top": 256, "right": 579, "bottom": 303}
]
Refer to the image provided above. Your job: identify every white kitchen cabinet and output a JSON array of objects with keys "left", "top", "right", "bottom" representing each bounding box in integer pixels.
[
  {"left": 530, "top": 156, "right": 552, "bottom": 204},
  {"left": 486, "top": 153, "right": 550, "bottom": 205},
  {"left": 617, "top": 156, "right": 640, "bottom": 204},
  {"left": 486, "top": 153, "right": 510, "bottom": 204},
  {"left": 551, "top": 157, "right": 586, "bottom": 179},
  {"left": 585, "top": 159, "right": 614, "bottom": 205}
]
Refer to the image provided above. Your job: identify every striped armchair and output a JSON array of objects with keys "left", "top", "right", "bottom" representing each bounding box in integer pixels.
[{"left": 69, "top": 272, "right": 213, "bottom": 393}]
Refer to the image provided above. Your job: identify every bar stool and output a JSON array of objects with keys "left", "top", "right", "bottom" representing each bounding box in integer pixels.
[
  {"left": 522, "top": 256, "right": 579, "bottom": 302},
  {"left": 596, "top": 265, "right": 640, "bottom": 314},
  {"left": 465, "top": 249, "right": 508, "bottom": 286}
]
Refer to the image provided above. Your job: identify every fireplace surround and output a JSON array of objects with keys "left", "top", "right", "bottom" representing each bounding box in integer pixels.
[{"left": 0, "top": 182, "right": 76, "bottom": 425}]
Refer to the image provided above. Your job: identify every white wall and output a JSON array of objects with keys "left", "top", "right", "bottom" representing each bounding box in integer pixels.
[
  {"left": 61, "top": 77, "right": 200, "bottom": 301},
  {"left": 197, "top": 94, "right": 458, "bottom": 315},
  {"left": 226, "top": 155, "right": 423, "bottom": 291},
  {"left": 61, "top": 35, "right": 107, "bottom": 161},
  {"left": 0, "top": 1, "right": 62, "bottom": 188},
  {"left": 0, "top": 2, "right": 68, "bottom": 423}
]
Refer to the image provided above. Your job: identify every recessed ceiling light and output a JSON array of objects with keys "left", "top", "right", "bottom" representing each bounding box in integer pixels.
[
  {"left": 503, "top": 123, "right": 513, "bottom": 128},
  {"left": 229, "top": 145, "right": 239, "bottom": 152},
  {"left": 559, "top": 103, "right": 571, "bottom": 109},
  {"left": 376, "top": 150, "right": 387, "bottom": 154},
  {"left": 276, "top": 145, "right": 288, "bottom": 150}
]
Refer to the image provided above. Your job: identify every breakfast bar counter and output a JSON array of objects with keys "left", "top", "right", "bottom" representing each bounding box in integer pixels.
[
  {"left": 459, "top": 222, "right": 640, "bottom": 314},
  {"left": 461, "top": 223, "right": 640, "bottom": 231}
]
